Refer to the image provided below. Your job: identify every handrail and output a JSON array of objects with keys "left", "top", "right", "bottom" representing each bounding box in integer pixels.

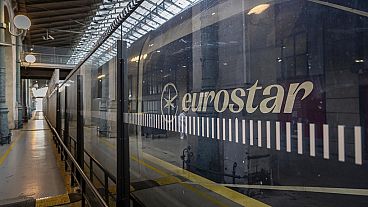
[
  {"left": 45, "top": 117, "right": 109, "bottom": 207},
  {"left": 69, "top": 135, "right": 117, "bottom": 183}
]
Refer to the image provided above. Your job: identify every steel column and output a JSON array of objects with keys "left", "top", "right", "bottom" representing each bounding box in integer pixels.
[
  {"left": 76, "top": 75, "right": 84, "bottom": 188},
  {"left": 116, "top": 40, "right": 130, "bottom": 206},
  {"left": 56, "top": 85, "right": 61, "bottom": 134},
  {"left": 22, "top": 79, "right": 28, "bottom": 122},
  {"left": 0, "top": 0, "right": 10, "bottom": 144},
  {"left": 64, "top": 87, "right": 69, "bottom": 171},
  {"left": 16, "top": 35, "right": 22, "bottom": 128}
]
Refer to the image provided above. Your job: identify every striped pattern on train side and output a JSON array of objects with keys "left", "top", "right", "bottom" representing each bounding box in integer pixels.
[{"left": 123, "top": 113, "right": 363, "bottom": 165}]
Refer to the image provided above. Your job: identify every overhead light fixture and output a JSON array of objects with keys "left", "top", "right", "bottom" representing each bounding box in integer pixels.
[
  {"left": 97, "top": 74, "right": 106, "bottom": 79},
  {"left": 25, "top": 54, "right": 36, "bottom": 64},
  {"left": 42, "top": 30, "right": 54, "bottom": 40},
  {"left": 13, "top": 15, "right": 31, "bottom": 30},
  {"left": 247, "top": 4, "right": 270, "bottom": 15},
  {"left": 7, "top": 14, "right": 31, "bottom": 37}
]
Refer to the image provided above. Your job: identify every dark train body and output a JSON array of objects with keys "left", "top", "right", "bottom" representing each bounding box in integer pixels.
[{"left": 45, "top": 0, "right": 368, "bottom": 206}]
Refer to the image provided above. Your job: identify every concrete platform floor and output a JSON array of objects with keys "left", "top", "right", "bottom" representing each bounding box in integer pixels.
[{"left": 0, "top": 112, "right": 66, "bottom": 200}]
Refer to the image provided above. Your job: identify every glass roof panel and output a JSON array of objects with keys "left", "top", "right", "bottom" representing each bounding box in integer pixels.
[{"left": 68, "top": 0, "right": 200, "bottom": 65}]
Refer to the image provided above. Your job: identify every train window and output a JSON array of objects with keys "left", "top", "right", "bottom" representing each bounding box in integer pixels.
[{"left": 45, "top": 1, "right": 368, "bottom": 207}]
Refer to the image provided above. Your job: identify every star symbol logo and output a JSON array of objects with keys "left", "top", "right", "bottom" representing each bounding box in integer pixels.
[{"left": 161, "top": 83, "right": 178, "bottom": 122}]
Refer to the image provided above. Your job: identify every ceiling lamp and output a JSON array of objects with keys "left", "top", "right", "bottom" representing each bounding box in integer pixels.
[
  {"left": 13, "top": 15, "right": 31, "bottom": 30},
  {"left": 247, "top": 4, "right": 270, "bottom": 15},
  {"left": 25, "top": 54, "right": 36, "bottom": 64}
]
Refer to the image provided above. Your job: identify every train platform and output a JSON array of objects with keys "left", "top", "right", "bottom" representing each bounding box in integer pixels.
[{"left": 0, "top": 112, "right": 67, "bottom": 205}]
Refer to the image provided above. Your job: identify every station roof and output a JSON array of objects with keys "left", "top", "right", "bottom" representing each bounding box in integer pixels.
[
  {"left": 16, "top": 0, "right": 103, "bottom": 48},
  {"left": 16, "top": 0, "right": 199, "bottom": 65}
]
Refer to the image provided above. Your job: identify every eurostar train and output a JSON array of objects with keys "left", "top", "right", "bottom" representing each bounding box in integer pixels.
[{"left": 44, "top": 0, "right": 368, "bottom": 206}]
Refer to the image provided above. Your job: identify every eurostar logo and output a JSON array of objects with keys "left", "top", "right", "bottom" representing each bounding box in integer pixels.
[
  {"left": 161, "top": 80, "right": 314, "bottom": 115},
  {"left": 161, "top": 83, "right": 178, "bottom": 121}
]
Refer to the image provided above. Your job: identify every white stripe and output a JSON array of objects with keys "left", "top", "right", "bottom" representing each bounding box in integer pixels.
[
  {"left": 207, "top": 117, "right": 210, "bottom": 138},
  {"left": 197, "top": 117, "right": 200, "bottom": 136},
  {"left": 266, "top": 121, "right": 270, "bottom": 149},
  {"left": 297, "top": 123, "right": 303, "bottom": 154},
  {"left": 173, "top": 115, "right": 176, "bottom": 131},
  {"left": 323, "top": 124, "right": 329, "bottom": 159},
  {"left": 229, "top": 119, "right": 232, "bottom": 142},
  {"left": 242, "top": 120, "right": 246, "bottom": 144},
  {"left": 185, "top": 116, "right": 188, "bottom": 134},
  {"left": 166, "top": 115, "right": 168, "bottom": 130},
  {"left": 202, "top": 117, "right": 205, "bottom": 137},
  {"left": 161, "top": 115, "right": 163, "bottom": 129},
  {"left": 179, "top": 116, "right": 181, "bottom": 132},
  {"left": 149, "top": 114, "right": 151, "bottom": 127},
  {"left": 354, "top": 126, "right": 362, "bottom": 165},
  {"left": 193, "top": 116, "right": 196, "bottom": 135},
  {"left": 172, "top": 115, "right": 175, "bottom": 131},
  {"left": 217, "top": 118, "right": 220, "bottom": 140},
  {"left": 175, "top": 115, "right": 177, "bottom": 132},
  {"left": 211, "top": 118, "right": 215, "bottom": 139},
  {"left": 168, "top": 115, "right": 171, "bottom": 130},
  {"left": 286, "top": 122, "right": 291, "bottom": 152},
  {"left": 223, "top": 118, "right": 226, "bottom": 141},
  {"left": 310, "top": 123, "right": 315, "bottom": 157},
  {"left": 235, "top": 118, "right": 239, "bottom": 143},
  {"left": 257, "top": 120, "right": 262, "bottom": 147},
  {"left": 250, "top": 120, "right": 254, "bottom": 145},
  {"left": 189, "top": 116, "right": 192, "bottom": 135},
  {"left": 168, "top": 115, "right": 171, "bottom": 131},
  {"left": 338, "top": 125, "right": 345, "bottom": 162}
]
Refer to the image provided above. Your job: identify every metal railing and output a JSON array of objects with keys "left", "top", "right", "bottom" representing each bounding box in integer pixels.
[
  {"left": 21, "top": 45, "right": 75, "bottom": 65},
  {"left": 68, "top": 135, "right": 117, "bottom": 206},
  {"left": 45, "top": 117, "right": 109, "bottom": 207},
  {"left": 46, "top": 119, "right": 144, "bottom": 207},
  {"left": 21, "top": 52, "right": 72, "bottom": 65}
]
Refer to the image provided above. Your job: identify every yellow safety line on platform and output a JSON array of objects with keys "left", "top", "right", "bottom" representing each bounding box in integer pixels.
[
  {"left": 142, "top": 152, "right": 270, "bottom": 207},
  {"left": 131, "top": 155, "right": 228, "bottom": 207},
  {"left": 35, "top": 194, "right": 70, "bottom": 207},
  {"left": 0, "top": 137, "right": 19, "bottom": 166},
  {"left": 99, "top": 138, "right": 228, "bottom": 206},
  {"left": 99, "top": 137, "right": 269, "bottom": 207}
]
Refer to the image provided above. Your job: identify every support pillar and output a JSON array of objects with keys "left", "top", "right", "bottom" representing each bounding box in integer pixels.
[
  {"left": 117, "top": 40, "right": 130, "bottom": 207},
  {"left": 0, "top": 0, "right": 10, "bottom": 144},
  {"left": 16, "top": 35, "right": 22, "bottom": 128},
  {"left": 22, "top": 79, "right": 28, "bottom": 122}
]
